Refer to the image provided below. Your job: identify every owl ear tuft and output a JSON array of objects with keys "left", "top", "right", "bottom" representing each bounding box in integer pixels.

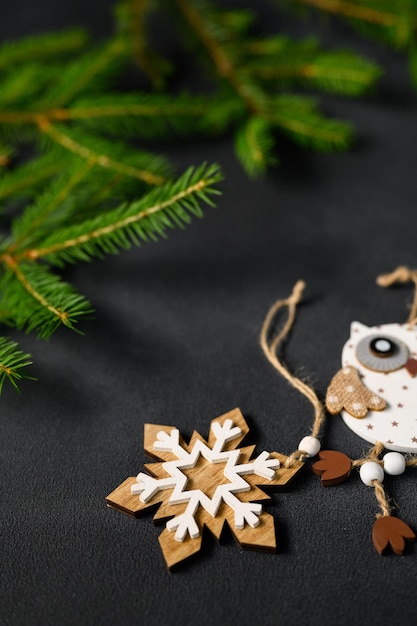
[{"left": 350, "top": 321, "right": 370, "bottom": 337}]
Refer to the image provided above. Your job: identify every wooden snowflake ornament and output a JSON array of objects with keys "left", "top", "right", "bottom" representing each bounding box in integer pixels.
[{"left": 106, "top": 408, "right": 303, "bottom": 569}]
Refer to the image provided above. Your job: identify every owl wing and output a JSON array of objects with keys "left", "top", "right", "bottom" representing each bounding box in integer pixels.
[{"left": 326, "top": 365, "right": 386, "bottom": 419}]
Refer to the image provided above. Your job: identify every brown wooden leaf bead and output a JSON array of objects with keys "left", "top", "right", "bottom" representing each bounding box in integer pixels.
[
  {"left": 326, "top": 365, "right": 386, "bottom": 419},
  {"left": 372, "top": 516, "right": 416, "bottom": 555},
  {"left": 312, "top": 450, "right": 352, "bottom": 486}
]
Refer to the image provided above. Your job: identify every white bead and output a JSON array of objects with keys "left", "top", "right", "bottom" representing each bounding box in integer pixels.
[
  {"left": 360, "top": 461, "right": 384, "bottom": 486},
  {"left": 298, "top": 436, "right": 321, "bottom": 458},
  {"left": 383, "top": 452, "right": 406, "bottom": 476}
]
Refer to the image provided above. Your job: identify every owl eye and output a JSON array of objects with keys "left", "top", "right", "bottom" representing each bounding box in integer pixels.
[
  {"left": 356, "top": 334, "right": 409, "bottom": 372},
  {"left": 370, "top": 337, "right": 396, "bottom": 357}
]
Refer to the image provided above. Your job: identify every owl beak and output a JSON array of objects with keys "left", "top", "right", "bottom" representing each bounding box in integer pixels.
[{"left": 405, "top": 358, "right": 417, "bottom": 377}]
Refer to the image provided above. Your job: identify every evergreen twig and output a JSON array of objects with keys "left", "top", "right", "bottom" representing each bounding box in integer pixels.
[
  {"left": 0, "top": 337, "right": 33, "bottom": 392},
  {"left": 291, "top": 0, "right": 417, "bottom": 87},
  {"left": 0, "top": 0, "right": 388, "bottom": 392},
  {"left": 172, "top": 0, "right": 379, "bottom": 174}
]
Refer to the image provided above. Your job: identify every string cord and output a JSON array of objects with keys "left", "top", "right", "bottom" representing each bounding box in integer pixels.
[
  {"left": 373, "top": 480, "right": 391, "bottom": 518},
  {"left": 377, "top": 266, "right": 417, "bottom": 326},
  {"left": 259, "top": 280, "right": 326, "bottom": 465}
]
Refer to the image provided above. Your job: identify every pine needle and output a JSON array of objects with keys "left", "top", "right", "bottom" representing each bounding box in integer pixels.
[
  {"left": 270, "top": 95, "right": 353, "bottom": 151},
  {"left": 0, "top": 29, "right": 89, "bottom": 70},
  {"left": 0, "top": 337, "right": 33, "bottom": 393},
  {"left": 0, "top": 260, "right": 93, "bottom": 338},
  {"left": 291, "top": 0, "right": 414, "bottom": 50},
  {"left": 0, "top": 153, "right": 61, "bottom": 203},
  {"left": 244, "top": 37, "right": 381, "bottom": 96},
  {"left": 235, "top": 117, "right": 277, "bottom": 178}
]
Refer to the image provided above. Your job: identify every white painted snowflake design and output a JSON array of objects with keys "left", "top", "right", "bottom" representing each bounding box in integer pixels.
[
  {"left": 131, "top": 418, "right": 279, "bottom": 541},
  {"left": 106, "top": 408, "right": 303, "bottom": 569}
]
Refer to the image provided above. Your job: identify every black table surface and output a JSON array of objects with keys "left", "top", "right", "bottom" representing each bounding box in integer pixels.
[{"left": 2, "top": 2, "right": 417, "bottom": 624}]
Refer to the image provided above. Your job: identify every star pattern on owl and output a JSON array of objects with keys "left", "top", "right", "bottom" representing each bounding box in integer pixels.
[{"left": 326, "top": 321, "right": 417, "bottom": 454}]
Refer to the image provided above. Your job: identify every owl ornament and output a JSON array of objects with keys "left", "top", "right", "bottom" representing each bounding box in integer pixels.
[
  {"left": 261, "top": 268, "right": 417, "bottom": 556},
  {"left": 326, "top": 321, "right": 417, "bottom": 452}
]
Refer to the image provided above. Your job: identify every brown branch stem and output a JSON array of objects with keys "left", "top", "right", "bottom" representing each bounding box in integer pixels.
[
  {"left": 2, "top": 254, "right": 68, "bottom": 323},
  {"left": 37, "top": 117, "right": 165, "bottom": 186},
  {"left": 0, "top": 102, "right": 209, "bottom": 125},
  {"left": 174, "top": 0, "right": 260, "bottom": 114},
  {"left": 295, "top": 0, "right": 397, "bottom": 26},
  {"left": 251, "top": 63, "right": 373, "bottom": 84}
]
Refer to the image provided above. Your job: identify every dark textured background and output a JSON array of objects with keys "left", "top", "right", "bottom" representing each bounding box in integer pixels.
[{"left": 2, "top": 2, "right": 417, "bottom": 624}]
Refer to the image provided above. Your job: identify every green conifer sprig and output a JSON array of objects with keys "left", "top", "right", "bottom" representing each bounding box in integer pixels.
[
  {"left": 0, "top": 29, "right": 89, "bottom": 69},
  {"left": 6, "top": 163, "right": 222, "bottom": 267},
  {"left": 235, "top": 117, "right": 277, "bottom": 178},
  {"left": 0, "top": 337, "right": 33, "bottom": 392},
  {"left": 10, "top": 159, "right": 98, "bottom": 247},
  {"left": 291, "top": 0, "right": 417, "bottom": 91},
  {"left": 0, "top": 153, "right": 61, "bottom": 203},
  {"left": 0, "top": 162, "right": 221, "bottom": 383},
  {"left": 291, "top": 0, "right": 415, "bottom": 49},
  {"left": 270, "top": 95, "right": 353, "bottom": 150},
  {"left": 0, "top": 3, "right": 381, "bottom": 181},
  {"left": 116, "top": 0, "right": 173, "bottom": 88},
  {"left": 0, "top": 260, "right": 93, "bottom": 338},
  {"left": 0, "top": 21, "right": 226, "bottom": 391},
  {"left": 0, "top": 0, "right": 386, "bottom": 392},
  {"left": 0, "top": 142, "right": 12, "bottom": 168},
  {"left": 170, "top": 0, "right": 380, "bottom": 175},
  {"left": 244, "top": 36, "right": 382, "bottom": 96}
]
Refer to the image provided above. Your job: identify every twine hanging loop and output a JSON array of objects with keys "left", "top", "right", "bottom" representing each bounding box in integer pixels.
[{"left": 260, "top": 281, "right": 326, "bottom": 465}]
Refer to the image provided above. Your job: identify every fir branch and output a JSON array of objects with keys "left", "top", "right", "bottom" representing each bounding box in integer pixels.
[
  {"left": 0, "top": 64, "right": 57, "bottom": 109},
  {"left": 37, "top": 119, "right": 166, "bottom": 185},
  {"left": 9, "top": 143, "right": 173, "bottom": 247},
  {"left": 17, "top": 163, "right": 222, "bottom": 266},
  {"left": 0, "top": 94, "right": 223, "bottom": 138},
  {"left": 124, "top": 0, "right": 158, "bottom": 80},
  {"left": 293, "top": 0, "right": 400, "bottom": 26},
  {"left": 0, "top": 258, "right": 92, "bottom": 338},
  {"left": 86, "top": 173, "right": 124, "bottom": 209},
  {"left": 116, "top": 0, "right": 172, "bottom": 88},
  {"left": 0, "top": 0, "right": 395, "bottom": 394},
  {"left": 292, "top": 0, "right": 415, "bottom": 49},
  {"left": 0, "top": 29, "right": 89, "bottom": 70},
  {"left": 36, "top": 37, "right": 130, "bottom": 108},
  {"left": 0, "top": 337, "right": 33, "bottom": 393},
  {"left": 173, "top": 0, "right": 366, "bottom": 161},
  {"left": 270, "top": 95, "right": 353, "bottom": 150},
  {"left": 0, "top": 143, "right": 12, "bottom": 168},
  {"left": 175, "top": 0, "right": 265, "bottom": 113},
  {"left": 245, "top": 38, "right": 381, "bottom": 96},
  {"left": 0, "top": 153, "right": 61, "bottom": 203},
  {"left": 216, "top": 9, "right": 256, "bottom": 37},
  {"left": 49, "top": 93, "right": 238, "bottom": 137},
  {"left": 59, "top": 93, "right": 212, "bottom": 126},
  {"left": 10, "top": 159, "right": 96, "bottom": 248},
  {"left": 235, "top": 117, "right": 277, "bottom": 178}
]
